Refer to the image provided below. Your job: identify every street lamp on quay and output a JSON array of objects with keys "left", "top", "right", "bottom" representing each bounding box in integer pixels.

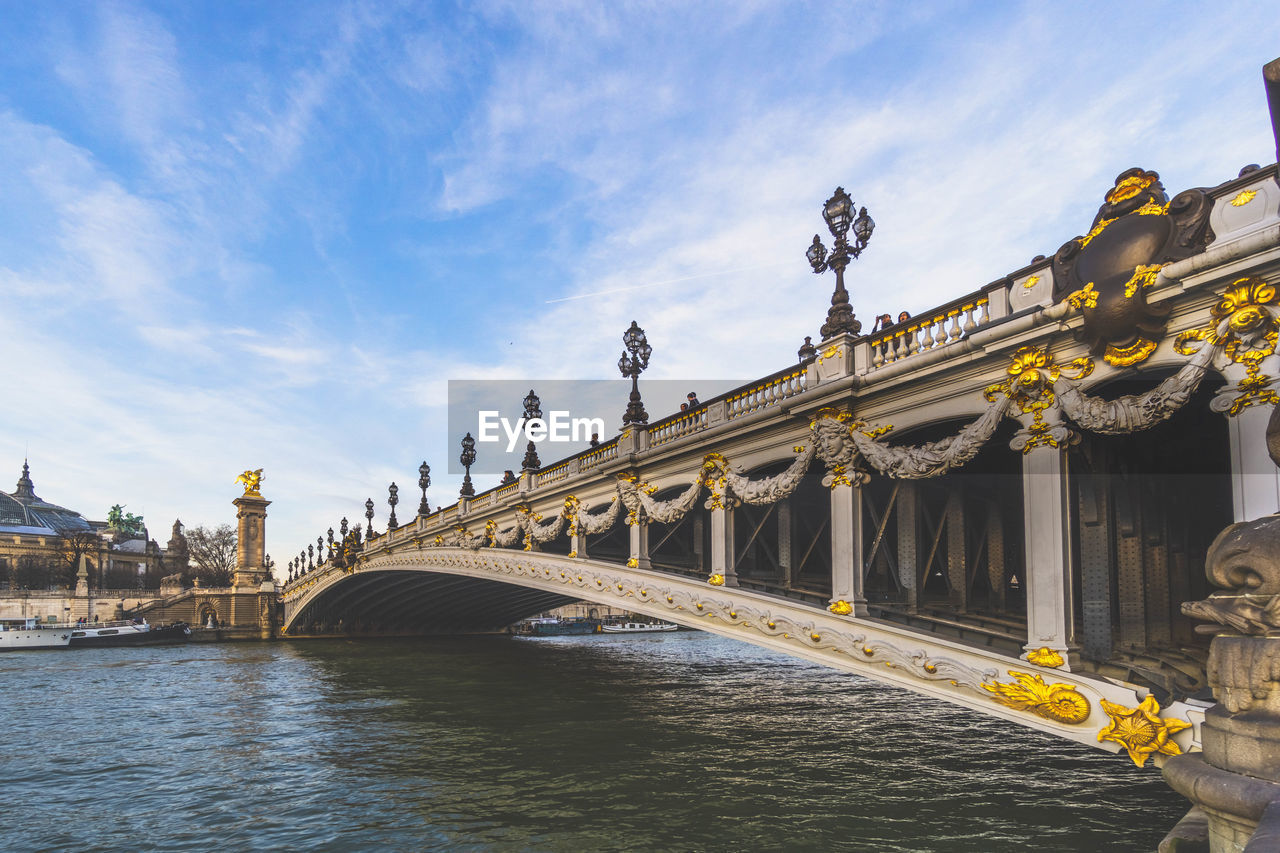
[
  {"left": 619, "top": 320, "right": 652, "bottom": 426},
  {"left": 418, "top": 462, "right": 431, "bottom": 516},
  {"left": 807, "top": 186, "right": 874, "bottom": 340},
  {"left": 365, "top": 498, "right": 375, "bottom": 539},
  {"left": 459, "top": 433, "right": 477, "bottom": 498},
  {"left": 388, "top": 483, "right": 399, "bottom": 530}
]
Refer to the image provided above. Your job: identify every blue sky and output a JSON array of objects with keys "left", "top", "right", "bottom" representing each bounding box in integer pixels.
[{"left": 2, "top": 1, "right": 1278, "bottom": 574}]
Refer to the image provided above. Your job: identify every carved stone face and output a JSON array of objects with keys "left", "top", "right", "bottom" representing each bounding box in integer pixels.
[{"left": 1205, "top": 515, "right": 1280, "bottom": 596}]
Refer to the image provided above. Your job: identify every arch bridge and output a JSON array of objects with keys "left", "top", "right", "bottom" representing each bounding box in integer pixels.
[{"left": 284, "top": 156, "right": 1280, "bottom": 772}]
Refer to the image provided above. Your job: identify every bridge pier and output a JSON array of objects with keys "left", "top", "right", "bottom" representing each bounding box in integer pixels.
[
  {"left": 1022, "top": 446, "right": 1077, "bottom": 667},
  {"left": 628, "top": 518, "right": 651, "bottom": 570},
  {"left": 829, "top": 482, "right": 867, "bottom": 616},
  {"left": 710, "top": 506, "right": 736, "bottom": 586}
]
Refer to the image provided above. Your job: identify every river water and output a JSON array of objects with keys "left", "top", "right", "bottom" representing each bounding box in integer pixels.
[{"left": 1, "top": 632, "right": 1185, "bottom": 851}]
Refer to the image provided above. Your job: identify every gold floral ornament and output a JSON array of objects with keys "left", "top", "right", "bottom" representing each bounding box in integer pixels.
[
  {"left": 1066, "top": 283, "right": 1098, "bottom": 310},
  {"left": 828, "top": 600, "right": 854, "bottom": 616},
  {"left": 484, "top": 519, "right": 498, "bottom": 548},
  {"left": 1231, "top": 189, "right": 1258, "bottom": 207},
  {"left": 1097, "top": 695, "right": 1190, "bottom": 767},
  {"left": 984, "top": 346, "right": 1093, "bottom": 453},
  {"left": 1175, "top": 276, "right": 1280, "bottom": 416},
  {"left": 982, "top": 671, "right": 1092, "bottom": 724},
  {"left": 1022, "top": 274, "right": 1041, "bottom": 291},
  {"left": 701, "top": 453, "right": 734, "bottom": 510},
  {"left": 1026, "top": 647, "right": 1065, "bottom": 668},
  {"left": 707, "top": 573, "right": 725, "bottom": 586}
]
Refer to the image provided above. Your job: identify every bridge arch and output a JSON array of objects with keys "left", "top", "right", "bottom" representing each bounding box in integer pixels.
[{"left": 282, "top": 546, "right": 1196, "bottom": 757}]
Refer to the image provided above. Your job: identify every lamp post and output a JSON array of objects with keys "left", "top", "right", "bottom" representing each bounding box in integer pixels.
[
  {"left": 388, "top": 483, "right": 399, "bottom": 529},
  {"left": 307, "top": 543, "right": 314, "bottom": 571},
  {"left": 619, "top": 320, "right": 652, "bottom": 426},
  {"left": 418, "top": 462, "right": 431, "bottom": 515},
  {"left": 459, "top": 433, "right": 476, "bottom": 498},
  {"left": 365, "top": 498, "right": 375, "bottom": 539},
  {"left": 326, "top": 528, "right": 334, "bottom": 561},
  {"left": 316, "top": 536, "right": 324, "bottom": 566},
  {"left": 807, "top": 186, "right": 874, "bottom": 340},
  {"left": 521, "top": 389, "right": 542, "bottom": 472}
]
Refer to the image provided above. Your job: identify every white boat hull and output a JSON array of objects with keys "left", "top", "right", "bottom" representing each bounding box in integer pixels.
[
  {"left": 601, "top": 622, "right": 679, "bottom": 633},
  {"left": 0, "top": 626, "right": 72, "bottom": 650}
]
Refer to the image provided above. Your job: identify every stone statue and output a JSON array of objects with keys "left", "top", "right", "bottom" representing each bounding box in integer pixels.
[{"left": 236, "top": 469, "right": 264, "bottom": 496}]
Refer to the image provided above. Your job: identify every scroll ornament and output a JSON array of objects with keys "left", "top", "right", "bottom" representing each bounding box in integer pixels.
[{"left": 1174, "top": 276, "right": 1280, "bottom": 416}]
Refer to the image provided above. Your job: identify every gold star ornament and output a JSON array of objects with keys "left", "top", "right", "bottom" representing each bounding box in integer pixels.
[{"left": 1097, "top": 695, "right": 1191, "bottom": 767}]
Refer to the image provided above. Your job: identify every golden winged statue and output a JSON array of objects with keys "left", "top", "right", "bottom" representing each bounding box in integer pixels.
[{"left": 236, "top": 468, "right": 264, "bottom": 496}]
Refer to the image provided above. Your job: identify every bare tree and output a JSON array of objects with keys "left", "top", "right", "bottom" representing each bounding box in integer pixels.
[
  {"left": 58, "top": 531, "right": 100, "bottom": 587},
  {"left": 186, "top": 524, "right": 237, "bottom": 587}
]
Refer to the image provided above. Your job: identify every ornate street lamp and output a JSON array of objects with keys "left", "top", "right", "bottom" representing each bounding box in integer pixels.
[
  {"left": 388, "top": 482, "right": 399, "bottom": 529},
  {"left": 326, "top": 527, "right": 335, "bottom": 561},
  {"left": 619, "top": 320, "right": 652, "bottom": 426},
  {"left": 365, "top": 498, "right": 375, "bottom": 539},
  {"left": 521, "top": 389, "right": 542, "bottom": 471},
  {"left": 316, "top": 536, "right": 324, "bottom": 566},
  {"left": 808, "top": 186, "right": 874, "bottom": 340},
  {"left": 418, "top": 462, "right": 431, "bottom": 515},
  {"left": 340, "top": 517, "right": 349, "bottom": 539},
  {"left": 307, "top": 543, "right": 314, "bottom": 571},
  {"left": 459, "top": 433, "right": 477, "bottom": 498}
]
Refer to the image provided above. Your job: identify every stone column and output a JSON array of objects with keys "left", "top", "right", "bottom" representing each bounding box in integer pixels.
[
  {"left": 628, "top": 519, "right": 650, "bottom": 570},
  {"left": 233, "top": 492, "right": 271, "bottom": 589},
  {"left": 1167, "top": 514, "right": 1280, "bottom": 852},
  {"left": 710, "top": 506, "right": 736, "bottom": 587},
  {"left": 1230, "top": 404, "right": 1280, "bottom": 521},
  {"left": 1021, "top": 446, "right": 1077, "bottom": 664},
  {"left": 829, "top": 483, "right": 867, "bottom": 616},
  {"left": 570, "top": 526, "right": 589, "bottom": 559}
]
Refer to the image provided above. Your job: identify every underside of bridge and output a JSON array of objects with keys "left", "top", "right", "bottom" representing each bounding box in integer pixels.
[{"left": 288, "top": 570, "right": 574, "bottom": 635}]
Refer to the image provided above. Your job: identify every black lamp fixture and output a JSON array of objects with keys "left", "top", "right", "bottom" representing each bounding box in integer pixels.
[
  {"left": 807, "top": 186, "right": 874, "bottom": 340},
  {"left": 418, "top": 462, "right": 431, "bottom": 515},
  {"left": 459, "top": 433, "right": 477, "bottom": 497},
  {"left": 388, "top": 482, "right": 399, "bottom": 529},
  {"left": 365, "top": 498, "right": 375, "bottom": 539},
  {"left": 521, "top": 389, "right": 542, "bottom": 471},
  {"left": 619, "top": 320, "right": 652, "bottom": 426}
]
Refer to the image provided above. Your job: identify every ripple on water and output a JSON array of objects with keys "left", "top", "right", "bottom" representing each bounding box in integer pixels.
[{"left": 0, "top": 634, "right": 1186, "bottom": 852}]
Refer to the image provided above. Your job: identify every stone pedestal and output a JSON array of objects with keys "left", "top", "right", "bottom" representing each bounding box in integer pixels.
[
  {"left": 232, "top": 493, "right": 271, "bottom": 589},
  {"left": 1167, "top": 515, "right": 1280, "bottom": 851}
]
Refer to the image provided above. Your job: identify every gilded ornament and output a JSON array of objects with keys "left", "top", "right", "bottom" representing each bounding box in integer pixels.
[
  {"left": 1102, "top": 338, "right": 1159, "bottom": 367},
  {"left": 1121, "top": 263, "right": 1163, "bottom": 298},
  {"left": 567, "top": 551, "right": 577, "bottom": 559},
  {"left": 1097, "top": 695, "right": 1191, "bottom": 767},
  {"left": 1026, "top": 647, "right": 1065, "bottom": 668},
  {"left": 707, "top": 573, "right": 725, "bottom": 586},
  {"left": 828, "top": 600, "right": 854, "bottom": 616},
  {"left": 626, "top": 558, "right": 638, "bottom": 568},
  {"left": 1175, "top": 276, "right": 1280, "bottom": 415},
  {"left": 1106, "top": 172, "right": 1156, "bottom": 204},
  {"left": 984, "top": 346, "right": 1093, "bottom": 453},
  {"left": 1022, "top": 274, "right": 1041, "bottom": 290},
  {"left": 810, "top": 633, "right": 821, "bottom": 642},
  {"left": 1066, "top": 283, "right": 1099, "bottom": 310},
  {"left": 1231, "top": 189, "right": 1258, "bottom": 207},
  {"left": 982, "top": 671, "right": 1091, "bottom": 724},
  {"left": 235, "top": 468, "right": 264, "bottom": 496}
]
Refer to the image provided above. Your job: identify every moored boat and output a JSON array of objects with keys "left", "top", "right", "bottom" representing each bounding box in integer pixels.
[
  {"left": 0, "top": 617, "right": 72, "bottom": 650},
  {"left": 519, "top": 617, "right": 599, "bottom": 636},
  {"left": 601, "top": 621, "right": 678, "bottom": 633},
  {"left": 68, "top": 619, "right": 191, "bottom": 647}
]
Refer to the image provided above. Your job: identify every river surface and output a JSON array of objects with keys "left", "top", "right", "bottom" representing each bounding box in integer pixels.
[{"left": 1, "top": 632, "right": 1185, "bottom": 851}]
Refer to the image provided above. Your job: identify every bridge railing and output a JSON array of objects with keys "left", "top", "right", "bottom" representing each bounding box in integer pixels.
[{"left": 859, "top": 285, "right": 1004, "bottom": 374}]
